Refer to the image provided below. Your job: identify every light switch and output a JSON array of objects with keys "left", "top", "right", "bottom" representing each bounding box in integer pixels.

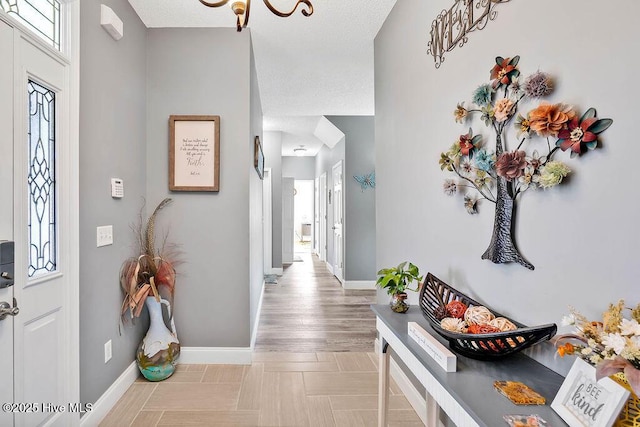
[{"left": 96, "top": 225, "right": 113, "bottom": 247}]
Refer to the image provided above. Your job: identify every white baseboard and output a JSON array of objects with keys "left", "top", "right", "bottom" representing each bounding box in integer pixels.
[
  {"left": 80, "top": 361, "right": 138, "bottom": 427},
  {"left": 326, "top": 262, "right": 334, "bottom": 275},
  {"left": 267, "top": 267, "right": 283, "bottom": 276},
  {"left": 375, "top": 338, "right": 428, "bottom": 426},
  {"left": 250, "top": 281, "right": 266, "bottom": 349},
  {"left": 179, "top": 347, "right": 252, "bottom": 364},
  {"left": 343, "top": 280, "right": 376, "bottom": 290}
]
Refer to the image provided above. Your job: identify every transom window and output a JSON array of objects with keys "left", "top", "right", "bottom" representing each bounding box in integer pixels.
[{"left": 0, "top": 0, "right": 60, "bottom": 50}]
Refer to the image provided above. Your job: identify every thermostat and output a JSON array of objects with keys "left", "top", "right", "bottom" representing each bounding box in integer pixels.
[{"left": 111, "top": 178, "right": 124, "bottom": 198}]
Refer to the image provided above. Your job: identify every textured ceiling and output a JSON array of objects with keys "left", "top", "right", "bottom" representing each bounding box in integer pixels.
[{"left": 128, "top": 0, "right": 397, "bottom": 153}]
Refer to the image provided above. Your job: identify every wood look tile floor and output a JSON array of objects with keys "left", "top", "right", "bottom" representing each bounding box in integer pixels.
[
  {"left": 254, "top": 253, "right": 377, "bottom": 353},
  {"left": 100, "top": 253, "right": 422, "bottom": 426}
]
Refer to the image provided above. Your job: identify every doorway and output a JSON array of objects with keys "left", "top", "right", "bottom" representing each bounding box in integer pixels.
[
  {"left": 331, "top": 161, "right": 344, "bottom": 282},
  {"left": 293, "top": 180, "right": 314, "bottom": 258},
  {"left": 282, "top": 178, "right": 295, "bottom": 264},
  {"left": 263, "top": 168, "right": 272, "bottom": 274},
  {"left": 318, "top": 173, "right": 327, "bottom": 262}
]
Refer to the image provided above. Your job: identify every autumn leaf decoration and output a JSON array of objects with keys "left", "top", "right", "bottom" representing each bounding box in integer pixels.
[{"left": 120, "top": 198, "right": 177, "bottom": 320}]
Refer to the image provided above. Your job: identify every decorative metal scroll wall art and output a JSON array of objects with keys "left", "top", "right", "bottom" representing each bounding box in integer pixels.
[{"left": 427, "top": 0, "right": 510, "bottom": 69}]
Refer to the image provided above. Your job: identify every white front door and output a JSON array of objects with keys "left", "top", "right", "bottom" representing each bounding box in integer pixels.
[
  {"left": 282, "top": 178, "right": 295, "bottom": 264},
  {"left": 332, "top": 161, "right": 344, "bottom": 282},
  {"left": 319, "top": 173, "right": 327, "bottom": 262},
  {"left": 0, "top": 15, "right": 75, "bottom": 427}
]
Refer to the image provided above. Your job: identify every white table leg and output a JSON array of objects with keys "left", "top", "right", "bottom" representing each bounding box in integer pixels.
[
  {"left": 378, "top": 340, "right": 390, "bottom": 427},
  {"left": 426, "top": 391, "right": 441, "bottom": 427}
]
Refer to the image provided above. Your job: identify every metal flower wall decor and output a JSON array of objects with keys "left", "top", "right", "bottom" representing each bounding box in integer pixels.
[
  {"left": 439, "top": 55, "right": 613, "bottom": 270},
  {"left": 353, "top": 172, "right": 375, "bottom": 191}
]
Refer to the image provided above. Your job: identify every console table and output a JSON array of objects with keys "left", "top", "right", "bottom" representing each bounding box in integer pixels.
[{"left": 372, "top": 305, "right": 569, "bottom": 427}]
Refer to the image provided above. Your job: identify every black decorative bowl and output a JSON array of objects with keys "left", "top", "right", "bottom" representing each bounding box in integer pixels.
[{"left": 419, "top": 273, "right": 557, "bottom": 360}]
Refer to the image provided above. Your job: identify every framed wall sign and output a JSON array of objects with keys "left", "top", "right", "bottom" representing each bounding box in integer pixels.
[
  {"left": 254, "top": 136, "right": 264, "bottom": 180},
  {"left": 551, "top": 358, "right": 630, "bottom": 427},
  {"left": 169, "top": 115, "right": 220, "bottom": 192}
]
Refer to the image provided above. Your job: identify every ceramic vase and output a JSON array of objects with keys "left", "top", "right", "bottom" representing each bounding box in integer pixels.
[{"left": 136, "top": 296, "right": 180, "bottom": 381}]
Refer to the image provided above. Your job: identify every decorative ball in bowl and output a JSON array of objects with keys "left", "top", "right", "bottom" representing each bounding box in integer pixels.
[{"left": 419, "top": 273, "right": 557, "bottom": 360}]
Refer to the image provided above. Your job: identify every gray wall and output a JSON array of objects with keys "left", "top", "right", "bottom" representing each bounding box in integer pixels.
[
  {"left": 375, "top": 0, "right": 639, "bottom": 374},
  {"left": 282, "top": 156, "right": 316, "bottom": 180},
  {"left": 146, "top": 28, "right": 253, "bottom": 347},
  {"left": 327, "top": 116, "right": 376, "bottom": 282},
  {"left": 249, "top": 39, "right": 264, "bottom": 338},
  {"left": 263, "top": 131, "right": 282, "bottom": 269},
  {"left": 79, "top": 0, "right": 148, "bottom": 406}
]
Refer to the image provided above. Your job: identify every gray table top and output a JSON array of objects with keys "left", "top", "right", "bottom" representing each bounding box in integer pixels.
[{"left": 371, "top": 304, "right": 569, "bottom": 427}]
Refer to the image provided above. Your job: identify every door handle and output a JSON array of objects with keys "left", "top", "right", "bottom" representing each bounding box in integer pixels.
[{"left": 0, "top": 299, "right": 19, "bottom": 320}]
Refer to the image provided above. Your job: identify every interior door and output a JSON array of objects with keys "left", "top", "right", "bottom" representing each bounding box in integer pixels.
[
  {"left": 263, "top": 169, "right": 272, "bottom": 273},
  {"left": 0, "top": 18, "right": 15, "bottom": 427},
  {"left": 282, "top": 177, "right": 295, "bottom": 264},
  {"left": 332, "top": 161, "right": 344, "bottom": 281},
  {"left": 319, "top": 173, "right": 327, "bottom": 262},
  {"left": 1, "top": 17, "right": 72, "bottom": 427},
  {"left": 314, "top": 178, "right": 319, "bottom": 255}
]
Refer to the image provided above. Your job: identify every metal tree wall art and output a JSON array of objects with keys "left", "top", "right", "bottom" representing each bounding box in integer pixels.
[{"left": 439, "top": 55, "right": 613, "bottom": 270}]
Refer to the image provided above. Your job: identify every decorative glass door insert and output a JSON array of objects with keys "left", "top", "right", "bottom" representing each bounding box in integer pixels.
[{"left": 27, "top": 80, "right": 56, "bottom": 277}]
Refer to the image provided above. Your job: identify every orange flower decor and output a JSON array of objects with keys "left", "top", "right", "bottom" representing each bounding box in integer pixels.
[
  {"left": 494, "top": 98, "right": 514, "bottom": 123},
  {"left": 556, "top": 342, "right": 575, "bottom": 357},
  {"left": 490, "top": 56, "right": 520, "bottom": 89},
  {"left": 528, "top": 103, "right": 575, "bottom": 137}
]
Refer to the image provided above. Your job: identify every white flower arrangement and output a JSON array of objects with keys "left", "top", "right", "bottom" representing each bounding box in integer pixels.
[{"left": 555, "top": 301, "right": 640, "bottom": 396}]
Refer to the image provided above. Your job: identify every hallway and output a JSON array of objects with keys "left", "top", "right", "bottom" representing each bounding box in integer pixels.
[
  {"left": 254, "top": 252, "right": 377, "bottom": 353},
  {"left": 99, "top": 254, "right": 422, "bottom": 425}
]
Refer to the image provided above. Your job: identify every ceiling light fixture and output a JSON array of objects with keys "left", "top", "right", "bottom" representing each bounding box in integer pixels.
[
  {"left": 198, "top": 0, "right": 314, "bottom": 32},
  {"left": 293, "top": 145, "right": 307, "bottom": 156}
]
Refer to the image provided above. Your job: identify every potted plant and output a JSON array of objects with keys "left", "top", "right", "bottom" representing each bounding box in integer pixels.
[{"left": 376, "top": 261, "right": 423, "bottom": 313}]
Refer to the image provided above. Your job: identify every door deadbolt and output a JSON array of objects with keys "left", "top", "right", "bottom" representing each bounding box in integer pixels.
[
  {"left": 0, "top": 299, "right": 19, "bottom": 320},
  {"left": 0, "top": 241, "right": 14, "bottom": 289},
  {"left": 0, "top": 271, "right": 13, "bottom": 289}
]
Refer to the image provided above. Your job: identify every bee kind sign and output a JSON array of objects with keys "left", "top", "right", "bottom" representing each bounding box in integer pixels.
[{"left": 551, "top": 358, "right": 630, "bottom": 427}]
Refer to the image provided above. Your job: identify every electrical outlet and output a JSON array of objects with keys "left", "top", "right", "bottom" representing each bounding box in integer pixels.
[
  {"left": 104, "top": 340, "right": 112, "bottom": 363},
  {"left": 96, "top": 225, "right": 113, "bottom": 247}
]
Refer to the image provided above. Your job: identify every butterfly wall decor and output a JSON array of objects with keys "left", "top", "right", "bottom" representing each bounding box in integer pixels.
[{"left": 353, "top": 172, "right": 375, "bottom": 191}]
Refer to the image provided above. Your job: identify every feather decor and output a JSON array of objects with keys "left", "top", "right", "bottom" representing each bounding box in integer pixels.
[{"left": 120, "top": 198, "right": 179, "bottom": 322}]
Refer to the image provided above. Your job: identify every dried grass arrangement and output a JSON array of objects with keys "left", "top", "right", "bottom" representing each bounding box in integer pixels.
[{"left": 120, "top": 198, "right": 179, "bottom": 320}]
